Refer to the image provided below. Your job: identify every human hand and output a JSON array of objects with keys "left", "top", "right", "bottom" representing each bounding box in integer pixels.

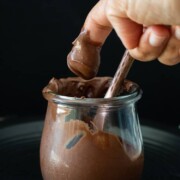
[{"left": 82, "top": 0, "right": 180, "bottom": 65}]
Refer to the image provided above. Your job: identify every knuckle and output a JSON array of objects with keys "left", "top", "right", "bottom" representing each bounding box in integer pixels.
[
  {"left": 106, "top": 0, "right": 126, "bottom": 19},
  {"left": 158, "top": 52, "right": 180, "bottom": 66},
  {"left": 158, "top": 38, "right": 180, "bottom": 65},
  {"left": 105, "top": 0, "right": 115, "bottom": 17},
  {"left": 158, "top": 57, "right": 180, "bottom": 66}
]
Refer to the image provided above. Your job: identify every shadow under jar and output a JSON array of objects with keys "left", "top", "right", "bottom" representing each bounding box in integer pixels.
[{"left": 40, "top": 77, "right": 144, "bottom": 180}]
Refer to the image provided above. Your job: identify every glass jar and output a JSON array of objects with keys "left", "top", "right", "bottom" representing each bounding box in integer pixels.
[{"left": 40, "top": 77, "right": 144, "bottom": 180}]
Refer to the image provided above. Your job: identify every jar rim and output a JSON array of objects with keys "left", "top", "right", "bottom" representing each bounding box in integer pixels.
[{"left": 43, "top": 78, "right": 142, "bottom": 106}]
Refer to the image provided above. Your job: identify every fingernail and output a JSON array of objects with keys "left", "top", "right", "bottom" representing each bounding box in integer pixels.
[
  {"left": 149, "top": 33, "right": 167, "bottom": 47},
  {"left": 175, "top": 27, "right": 180, "bottom": 40}
]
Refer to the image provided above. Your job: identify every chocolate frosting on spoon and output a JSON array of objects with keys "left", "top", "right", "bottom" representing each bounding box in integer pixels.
[{"left": 67, "top": 30, "right": 102, "bottom": 80}]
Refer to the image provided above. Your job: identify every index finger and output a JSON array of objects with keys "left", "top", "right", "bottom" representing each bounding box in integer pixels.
[{"left": 83, "top": 0, "right": 112, "bottom": 45}]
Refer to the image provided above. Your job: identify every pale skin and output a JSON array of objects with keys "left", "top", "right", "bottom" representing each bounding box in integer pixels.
[{"left": 83, "top": 0, "right": 180, "bottom": 65}]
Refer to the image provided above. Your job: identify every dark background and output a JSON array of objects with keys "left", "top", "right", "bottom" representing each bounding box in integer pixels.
[{"left": 0, "top": 0, "right": 180, "bottom": 126}]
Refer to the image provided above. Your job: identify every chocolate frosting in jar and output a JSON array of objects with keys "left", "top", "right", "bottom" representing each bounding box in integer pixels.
[
  {"left": 67, "top": 30, "right": 102, "bottom": 80},
  {"left": 43, "top": 77, "right": 111, "bottom": 98},
  {"left": 41, "top": 119, "right": 143, "bottom": 180},
  {"left": 43, "top": 77, "right": 138, "bottom": 99},
  {"left": 41, "top": 77, "right": 144, "bottom": 180}
]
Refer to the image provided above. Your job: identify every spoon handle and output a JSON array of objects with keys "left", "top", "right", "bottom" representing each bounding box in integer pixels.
[
  {"left": 93, "top": 50, "right": 134, "bottom": 130},
  {"left": 105, "top": 50, "right": 134, "bottom": 98}
]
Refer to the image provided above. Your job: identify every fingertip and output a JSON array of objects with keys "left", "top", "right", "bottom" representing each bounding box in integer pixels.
[
  {"left": 174, "top": 26, "right": 180, "bottom": 40},
  {"left": 143, "top": 25, "right": 170, "bottom": 48},
  {"left": 149, "top": 25, "right": 171, "bottom": 37},
  {"left": 149, "top": 33, "right": 167, "bottom": 47}
]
